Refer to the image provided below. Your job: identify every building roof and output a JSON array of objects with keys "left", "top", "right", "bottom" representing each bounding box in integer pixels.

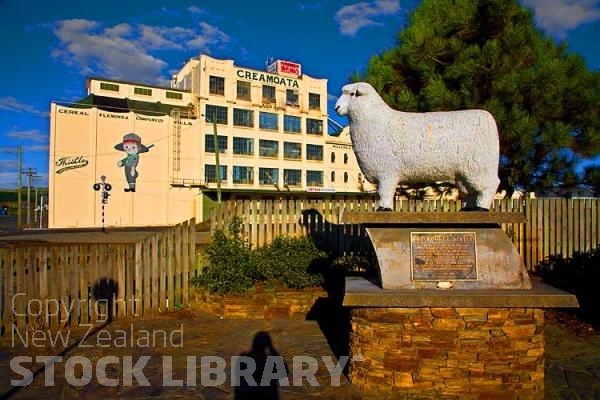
[
  {"left": 71, "top": 94, "right": 195, "bottom": 118},
  {"left": 87, "top": 76, "right": 189, "bottom": 92}
]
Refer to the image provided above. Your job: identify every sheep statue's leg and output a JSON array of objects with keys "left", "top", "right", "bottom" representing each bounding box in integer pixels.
[
  {"left": 455, "top": 179, "right": 478, "bottom": 211},
  {"left": 474, "top": 179, "right": 500, "bottom": 211},
  {"left": 459, "top": 177, "right": 499, "bottom": 211},
  {"left": 457, "top": 179, "right": 487, "bottom": 211},
  {"left": 376, "top": 178, "right": 396, "bottom": 211}
]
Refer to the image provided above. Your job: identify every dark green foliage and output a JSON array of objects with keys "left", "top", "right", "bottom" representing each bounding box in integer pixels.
[
  {"left": 255, "top": 236, "right": 328, "bottom": 289},
  {"left": 583, "top": 166, "right": 600, "bottom": 196},
  {"left": 192, "top": 218, "right": 328, "bottom": 293},
  {"left": 535, "top": 248, "right": 600, "bottom": 324},
  {"left": 191, "top": 218, "right": 255, "bottom": 294},
  {"left": 358, "top": 0, "right": 600, "bottom": 195}
]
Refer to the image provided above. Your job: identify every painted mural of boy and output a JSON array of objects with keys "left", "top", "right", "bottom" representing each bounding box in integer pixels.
[{"left": 114, "top": 133, "right": 153, "bottom": 192}]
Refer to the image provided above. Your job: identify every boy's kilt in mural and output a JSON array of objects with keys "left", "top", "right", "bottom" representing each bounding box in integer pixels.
[{"left": 114, "top": 133, "right": 154, "bottom": 192}]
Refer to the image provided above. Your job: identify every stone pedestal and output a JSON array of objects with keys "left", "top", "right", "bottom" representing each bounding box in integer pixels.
[
  {"left": 341, "top": 212, "right": 579, "bottom": 398},
  {"left": 344, "top": 277, "right": 579, "bottom": 399}
]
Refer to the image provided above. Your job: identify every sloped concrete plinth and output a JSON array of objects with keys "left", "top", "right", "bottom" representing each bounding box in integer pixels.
[{"left": 343, "top": 212, "right": 532, "bottom": 290}]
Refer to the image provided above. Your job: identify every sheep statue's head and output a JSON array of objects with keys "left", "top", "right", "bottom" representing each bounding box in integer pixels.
[{"left": 334, "top": 82, "right": 379, "bottom": 117}]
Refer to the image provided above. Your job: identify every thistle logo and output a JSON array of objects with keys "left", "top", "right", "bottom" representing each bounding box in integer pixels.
[{"left": 55, "top": 156, "right": 88, "bottom": 174}]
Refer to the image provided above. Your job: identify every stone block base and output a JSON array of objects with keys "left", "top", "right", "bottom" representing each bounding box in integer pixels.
[
  {"left": 349, "top": 307, "right": 545, "bottom": 399},
  {"left": 192, "top": 288, "right": 328, "bottom": 319}
]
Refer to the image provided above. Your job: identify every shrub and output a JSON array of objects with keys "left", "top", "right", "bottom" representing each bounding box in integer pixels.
[
  {"left": 254, "top": 236, "right": 328, "bottom": 289},
  {"left": 192, "top": 219, "right": 328, "bottom": 293},
  {"left": 535, "top": 248, "right": 600, "bottom": 324},
  {"left": 191, "top": 218, "right": 255, "bottom": 294}
]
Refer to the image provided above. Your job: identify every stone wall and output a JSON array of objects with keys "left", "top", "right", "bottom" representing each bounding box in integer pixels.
[
  {"left": 349, "top": 307, "right": 544, "bottom": 399},
  {"left": 192, "top": 288, "right": 328, "bottom": 319}
]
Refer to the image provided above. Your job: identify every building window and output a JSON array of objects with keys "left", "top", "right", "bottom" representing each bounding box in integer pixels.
[
  {"left": 237, "top": 81, "right": 251, "bottom": 101},
  {"left": 262, "top": 85, "right": 276, "bottom": 104},
  {"left": 306, "top": 118, "right": 323, "bottom": 135},
  {"left": 205, "top": 164, "right": 227, "bottom": 183},
  {"left": 259, "top": 168, "right": 279, "bottom": 185},
  {"left": 284, "top": 169, "right": 301, "bottom": 186},
  {"left": 308, "top": 93, "right": 320, "bottom": 110},
  {"left": 209, "top": 76, "right": 225, "bottom": 95},
  {"left": 205, "top": 105, "right": 228, "bottom": 124},
  {"left": 233, "top": 108, "right": 254, "bottom": 127},
  {"left": 331, "top": 152, "right": 336, "bottom": 163},
  {"left": 344, "top": 153, "right": 349, "bottom": 164},
  {"left": 331, "top": 171, "right": 335, "bottom": 182},
  {"left": 306, "top": 144, "right": 323, "bottom": 161},
  {"left": 259, "top": 139, "right": 278, "bottom": 158},
  {"left": 204, "top": 134, "right": 228, "bottom": 153},
  {"left": 259, "top": 112, "right": 278, "bottom": 130},
  {"left": 344, "top": 172, "right": 349, "bottom": 183},
  {"left": 307, "top": 170, "right": 324, "bottom": 187},
  {"left": 284, "top": 115, "right": 301, "bottom": 133},
  {"left": 166, "top": 91, "right": 183, "bottom": 100},
  {"left": 100, "top": 82, "right": 119, "bottom": 92},
  {"left": 286, "top": 89, "right": 299, "bottom": 107},
  {"left": 134, "top": 87, "right": 152, "bottom": 96},
  {"left": 233, "top": 137, "right": 254, "bottom": 156},
  {"left": 233, "top": 166, "right": 254, "bottom": 184},
  {"left": 284, "top": 142, "right": 301, "bottom": 159}
]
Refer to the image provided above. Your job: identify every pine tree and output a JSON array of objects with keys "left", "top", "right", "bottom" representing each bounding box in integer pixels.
[
  {"left": 358, "top": 0, "right": 600, "bottom": 194},
  {"left": 583, "top": 166, "right": 600, "bottom": 196}
]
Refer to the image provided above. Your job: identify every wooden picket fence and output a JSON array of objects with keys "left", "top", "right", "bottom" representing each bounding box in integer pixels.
[
  {"left": 210, "top": 197, "right": 600, "bottom": 271},
  {"left": 0, "top": 219, "right": 196, "bottom": 337}
]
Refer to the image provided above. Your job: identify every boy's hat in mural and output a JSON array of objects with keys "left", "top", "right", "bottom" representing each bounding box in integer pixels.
[{"left": 114, "top": 133, "right": 151, "bottom": 153}]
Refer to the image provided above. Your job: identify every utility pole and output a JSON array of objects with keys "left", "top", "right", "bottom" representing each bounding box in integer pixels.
[
  {"left": 17, "top": 145, "right": 22, "bottom": 228},
  {"left": 34, "top": 186, "right": 39, "bottom": 224},
  {"left": 24, "top": 167, "right": 37, "bottom": 227}
]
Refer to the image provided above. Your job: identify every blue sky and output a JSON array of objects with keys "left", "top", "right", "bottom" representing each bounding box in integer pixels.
[{"left": 1, "top": 0, "right": 599, "bottom": 188}]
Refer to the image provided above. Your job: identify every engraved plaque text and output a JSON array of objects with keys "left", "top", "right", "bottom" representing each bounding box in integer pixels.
[{"left": 411, "top": 232, "right": 477, "bottom": 281}]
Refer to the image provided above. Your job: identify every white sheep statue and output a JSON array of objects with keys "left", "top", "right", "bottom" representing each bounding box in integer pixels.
[{"left": 334, "top": 82, "right": 500, "bottom": 211}]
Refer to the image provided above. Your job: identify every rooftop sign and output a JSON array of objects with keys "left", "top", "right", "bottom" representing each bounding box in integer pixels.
[{"left": 267, "top": 60, "right": 301, "bottom": 78}]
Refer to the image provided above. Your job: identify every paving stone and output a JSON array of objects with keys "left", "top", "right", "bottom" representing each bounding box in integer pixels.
[{"left": 0, "top": 310, "right": 599, "bottom": 399}]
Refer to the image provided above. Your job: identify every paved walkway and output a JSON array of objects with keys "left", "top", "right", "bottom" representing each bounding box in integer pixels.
[{"left": 0, "top": 311, "right": 599, "bottom": 399}]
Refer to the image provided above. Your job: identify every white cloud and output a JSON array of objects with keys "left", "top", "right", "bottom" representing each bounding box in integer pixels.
[
  {"left": 186, "top": 22, "right": 231, "bottom": 50},
  {"left": 297, "top": 3, "right": 322, "bottom": 11},
  {"left": 5, "top": 129, "right": 48, "bottom": 143},
  {"left": 0, "top": 97, "right": 48, "bottom": 117},
  {"left": 23, "top": 145, "right": 50, "bottom": 153},
  {"left": 51, "top": 18, "right": 230, "bottom": 84},
  {"left": 523, "top": 0, "right": 600, "bottom": 37},
  {"left": 5, "top": 129, "right": 48, "bottom": 142},
  {"left": 0, "top": 159, "right": 18, "bottom": 170},
  {"left": 335, "top": 0, "right": 401, "bottom": 36},
  {"left": 0, "top": 171, "right": 18, "bottom": 188},
  {"left": 187, "top": 5, "right": 205, "bottom": 14}
]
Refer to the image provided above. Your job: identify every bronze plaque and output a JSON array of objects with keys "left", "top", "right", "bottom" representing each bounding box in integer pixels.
[{"left": 411, "top": 232, "right": 477, "bottom": 281}]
